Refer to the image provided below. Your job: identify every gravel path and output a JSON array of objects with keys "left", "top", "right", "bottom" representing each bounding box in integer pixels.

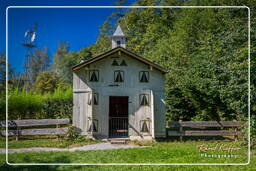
[{"left": 0, "top": 142, "right": 146, "bottom": 154}]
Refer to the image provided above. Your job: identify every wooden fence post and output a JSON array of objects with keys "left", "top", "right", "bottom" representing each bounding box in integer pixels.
[
  {"left": 234, "top": 127, "right": 238, "bottom": 141},
  {"left": 179, "top": 119, "right": 183, "bottom": 141},
  {"left": 56, "top": 122, "right": 59, "bottom": 140},
  {"left": 16, "top": 126, "right": 19, "bottom": 141}
]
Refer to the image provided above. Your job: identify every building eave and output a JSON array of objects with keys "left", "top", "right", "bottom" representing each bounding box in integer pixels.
[{"left": 72, "top": 47, "right": 168, "bottom": 74}]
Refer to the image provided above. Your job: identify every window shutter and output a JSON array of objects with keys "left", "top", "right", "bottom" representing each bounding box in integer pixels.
[
  {"left": 89, "top": 70, "right": 99, "bottom": 82},
  {"left": 141, "top": 121, "right": 149, "bottom": 132},
  {"left": 140, "top": 71, "right": 149, "bottom": 82},
  {"left": 93, "top": 93, "right": 98, "bottom": 105},
  {"left": 115, "top": 71, "right": 124, "bottom": 82},
  {"left": 120, "top": 60, "right": 127, "bottom": 66},
  {"left": 88, "top": 120, "right": 98, "bottom": 132},
  {"left": 140, "top": 94, "right": 149, "bottom": 106},
  {"left": 112, "top": 59, "right": 119, "bottom": 66}
]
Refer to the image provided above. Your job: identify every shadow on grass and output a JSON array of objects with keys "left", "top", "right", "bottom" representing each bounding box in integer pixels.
[
  {"left": 0, "top": 164, "right": 89, "bottom": 171},
  {"left": 0, "top": 154, "right": 86, "bottom": 171}
]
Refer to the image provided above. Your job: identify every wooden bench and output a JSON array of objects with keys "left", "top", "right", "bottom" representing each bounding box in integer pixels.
[
  {"left": 166, "top": 121, "right": 245, "bottom": 141},
  {"left": 0, "top": 119, "right": 70, "bottom": 140}
]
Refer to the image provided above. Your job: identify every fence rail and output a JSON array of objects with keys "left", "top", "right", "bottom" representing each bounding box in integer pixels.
[
  {"left": 0, "top": 119, "right": 70, "bottom": 139},
  {"left": 167, "top": 121, "right": 244, "bottom": 128},
  {"left": 167, "top": 121, "right": 246, "bottom": 141},
  {"left": 0, "top": 119, "right": 69, "bottom": 127}
]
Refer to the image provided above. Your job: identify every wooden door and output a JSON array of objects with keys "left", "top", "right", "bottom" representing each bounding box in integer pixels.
[{"left": 109, "top": 96, "right": 128, "bottom": 137}]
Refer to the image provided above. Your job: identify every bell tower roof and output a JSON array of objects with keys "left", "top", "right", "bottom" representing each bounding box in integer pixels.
[{"left": 113, "top": 25, "right": 125, "bottom": 37}]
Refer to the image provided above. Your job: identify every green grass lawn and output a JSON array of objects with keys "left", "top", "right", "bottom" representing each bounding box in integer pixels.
[
  {"left": 0, "top": 139, "right": 254, "bottom": 171},
  {"left": 0, "top": 136, "right": 102, "bottom": 148}
]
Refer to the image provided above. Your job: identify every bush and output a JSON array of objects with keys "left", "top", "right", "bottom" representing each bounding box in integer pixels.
[
  {"left": 41, "top": 87, "right": 72, "bottom": 119},
  {"left": 8, "top": 89, "right": 44, "bottom": 119},
  {"left": 5, "top": 87, "right": 73, "bottom": 120},
  {"left": 66, "top": 126, "right": 80, "bottom": 141}
]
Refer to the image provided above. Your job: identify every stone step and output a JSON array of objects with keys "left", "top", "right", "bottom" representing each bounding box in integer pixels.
[{"left": 109, "top": 138, "right": 130, "bottom": 144}]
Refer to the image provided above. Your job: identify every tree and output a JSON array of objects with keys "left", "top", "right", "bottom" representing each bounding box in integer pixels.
[
  {"left": 53, "top": 41, "right": 70, "bottom": 75},
  {"left": 0, "top": 52, "right": 14, "bottom": 94},
  {"left": 104, "top": 0, "right": 255, "bottom": 122},
  {"left": 89, "top": 20, "right": 113, "bottom": 55},
  {"left": 58, "top": 48, "right": 92, "bottom": 84},
  {"left": 29, "top": 46, "right": 50, "bottom": 83},
  {"left": 33, "top": 71, "right": 60, "bottom": 94}
]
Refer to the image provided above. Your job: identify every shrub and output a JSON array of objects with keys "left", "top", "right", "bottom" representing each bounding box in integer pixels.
[
  {"left": 8, "top": 88, "right": 44, "bottom": 119},
  {"left": 5, "top": 87, "right": 73, "bottom": 120},
  {"left": 66, "top": 126, "right": 80, "bottom": 141},
  {"left": 241, "top": 117, "right": 256, "bottom": 149},
  {"left": 42, "top": 87, "right": 72, "bottom": 119}
]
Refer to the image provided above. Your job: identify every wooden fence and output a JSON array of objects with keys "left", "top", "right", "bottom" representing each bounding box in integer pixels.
[
  {"left": 0, "top": 119, "right": 70, "bottom": 140},
  {"left": 166, "top": 121, "right": 246, "bottom": 141}
]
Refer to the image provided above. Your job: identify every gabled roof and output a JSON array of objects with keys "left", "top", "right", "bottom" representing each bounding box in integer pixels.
[
  {"left": 113, "top": 25, "right": 125, "bottom": 37},
  {"left": 72, "top": 47, "right": 168, "bottom": 74}
]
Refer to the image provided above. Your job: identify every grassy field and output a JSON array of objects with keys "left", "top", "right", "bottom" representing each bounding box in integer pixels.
[
  {"left": 0, "top": 136, "right": 102, "bottom": 148},
  {"left": 0, "top": 139, "right": 255, "bottom": 171}
]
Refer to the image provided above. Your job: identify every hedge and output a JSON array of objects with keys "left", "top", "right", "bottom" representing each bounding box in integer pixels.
[{"left": 0, "top": 88, "right": 72, "bottom": 120}]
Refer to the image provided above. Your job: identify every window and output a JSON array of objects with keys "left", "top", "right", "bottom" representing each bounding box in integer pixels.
[
  {"left": 93, "top": 93, "right": 99, "bottom": 105},
  {"left": 112, "top": 59, "right": 119, "bottom": 66},
  {"left": 87, "top": 119, "right": 98, "bottom": 132},
  {"left": 88, "top": 92, "right": 99, "bottom": 105},
  {"left": 89, "top": 70, "right": 99, "bottom": 82},
  {"left": 117, "top": 40, "right": 121, "bottom": 46},
  {"left": 140, "top": 94, "right": 149, "bottom": 106},
  {"left": 120, "top": 60, "right": 127, "bottom": 66},
  {"left": 114, "top": 70, "right": 124, "bottom": 82},
  {"left": 140, "top": 120, "right": 149, "bottom": 133},
  {"left": 139, "top": 71, "right": 149, "bottom": 82}
]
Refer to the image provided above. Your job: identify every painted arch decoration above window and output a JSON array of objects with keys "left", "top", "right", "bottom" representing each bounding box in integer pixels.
[
  {"left": 89, "top": 70, "right": 99, "bottom": 82},
  {"left": 140, "top": 94, "right": 149, "bottom": 106},
  {"left": 114, "top": 70, "right": 124, "bottom": 82},
  {"left": 139, "top": 71, "right": 149, "bottom": 82}
]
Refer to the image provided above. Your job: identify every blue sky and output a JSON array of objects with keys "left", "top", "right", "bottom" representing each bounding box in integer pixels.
[{"left": 1, "top": 0, "right": 135, "bottom": 73}]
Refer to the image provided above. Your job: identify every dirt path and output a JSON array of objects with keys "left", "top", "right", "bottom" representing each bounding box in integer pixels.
[{"left": 0, "top": 142, "right": 146, "bottom": 154}]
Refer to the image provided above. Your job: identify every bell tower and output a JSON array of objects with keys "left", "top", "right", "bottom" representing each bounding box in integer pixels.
[{"left": 112, "top": 25, "right": 126, "bottom": 49}]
